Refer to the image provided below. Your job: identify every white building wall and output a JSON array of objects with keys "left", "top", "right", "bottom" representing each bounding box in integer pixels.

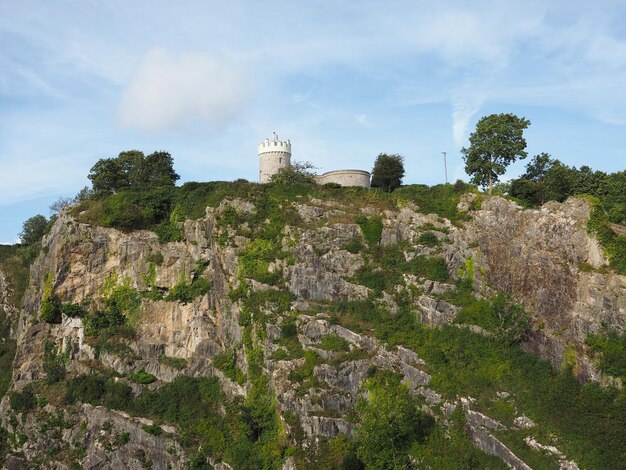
[{"left": 316, "top": 170, "right": 371, "bottom": 188}]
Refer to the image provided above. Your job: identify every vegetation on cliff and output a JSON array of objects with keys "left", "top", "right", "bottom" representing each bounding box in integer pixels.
[{"left": 1, "top": 150, "right": 625, "bottom": 469}]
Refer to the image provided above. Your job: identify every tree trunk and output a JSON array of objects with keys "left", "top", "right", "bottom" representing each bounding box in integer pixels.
[{"left": 488, "top": 172, "right": 493, "bottom": 194}]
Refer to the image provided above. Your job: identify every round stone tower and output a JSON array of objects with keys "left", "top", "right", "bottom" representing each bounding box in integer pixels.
[{"left": 258, "top": 132, "right": 291, "bottom": 183}]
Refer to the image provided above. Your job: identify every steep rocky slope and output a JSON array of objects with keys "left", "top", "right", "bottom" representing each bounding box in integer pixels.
[{"left": 0, "top": 189, "right": 624, "bottom": 469}]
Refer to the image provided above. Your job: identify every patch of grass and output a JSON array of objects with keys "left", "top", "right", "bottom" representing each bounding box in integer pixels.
[
  {"left": 356, "top": 215, "right": 383, "bottom": 246},
  {"left": 586, "top": 331, "right": 626, "bottom": 382},
  {"left": 142, "top": 424, "right": 163, "bottom": 436},
  {"left": 454, "top": 293, "right": 531, "bottom": 345},
  {"left": 158, "top": 356, "right": 187, "bottom": 370},
  {"left": 393, "top": 182, "right": 476, "bottom": 224},
  {"left": 407, "top": 255, "right": 449, "bottom": 282},
  {"left": 318, "top": 334, "right": 350, "bottom": 352}
]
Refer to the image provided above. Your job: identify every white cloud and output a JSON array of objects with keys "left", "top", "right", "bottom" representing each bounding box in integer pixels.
[{"left": 118, "top": 49, "right": 253, "bottom": 133}]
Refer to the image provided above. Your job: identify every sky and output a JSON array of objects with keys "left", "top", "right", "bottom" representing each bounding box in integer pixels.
[{"left": 1, "top": 0, "right": 626, "bottom": 243}]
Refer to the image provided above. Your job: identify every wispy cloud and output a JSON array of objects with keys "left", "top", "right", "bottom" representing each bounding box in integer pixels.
[{"left": 118, "top": 49, "right": 253, "bottom": 133}]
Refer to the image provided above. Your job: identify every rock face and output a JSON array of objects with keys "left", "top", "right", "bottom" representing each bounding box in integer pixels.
[
  {"left": 0, "top": 270, "right": 19, "bottom": 339},
  {"left": 0, "top": 194, "right": 623, "bottom": 468},
  {"left": 450, "top": 197, "right": 626, "bottom": 379}
]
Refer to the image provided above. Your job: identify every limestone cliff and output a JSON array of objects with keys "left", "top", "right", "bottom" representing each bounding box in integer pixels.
[{"left": 0, "top": 191, "right": 623, "bottom": 469}]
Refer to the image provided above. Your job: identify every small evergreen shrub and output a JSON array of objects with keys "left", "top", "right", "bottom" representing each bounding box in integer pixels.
[
  {"left": 343, "top": 238, "right": 363, "bottom": 254},
  {"left": 417, "top": 231, "right": 440, "bottom": 247},
  {"left": 9, "top": 387, "right": 36, "bottom": 413},
  {"left": 128, "top": 370, "right": 157, "bottom": 384}
]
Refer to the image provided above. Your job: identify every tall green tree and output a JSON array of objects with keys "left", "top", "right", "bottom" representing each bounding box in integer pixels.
[
  {"left": 462, "top": 113, "right": 531, "bottom": 194},
  {"left": 371, "top": 153, "right": 405, "bottom": 192},
  {"left": 355, "top": 373, "right": 434, "bottom": 469},
  {"left": 88, "top": 150, "right": 179, "bottom": 196},
  {"left": 19, "top": 215, "right": 48, "bottom": 245}
]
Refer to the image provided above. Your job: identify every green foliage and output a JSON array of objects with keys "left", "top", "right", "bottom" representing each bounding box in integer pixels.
[
  {"left": 102, "top": 276, "right": 141, "bottom": 325},
  {"left": 77, "top": 186, "right": 179, "bottom": 234},
  {"left": 43, "top": 341, "right": 66, "bottom": 384},
  {"left": 166, "top": 272, "right": 211, "bottom": 303},
  {"left": 318, "top": 335, "right": 350, "bottom": 352},
  {"left": 355, "top": 215, "right": 383, "bottom": 246},
  {"left": 60, "top": 303, "right": 87, "bottom": 318},
  {"left": 407, "top": 255, "right": 449, "bottom": 282},
  {"left": 128, "top": 370, "right": 157, "bottom": 384},
  {"left": 417, "top": 231, "right": 440, "bottom": 246},
  {"left": 412, "top": 407, "right": 505, "bottom": 469},
  {"left": 40, "top": 295, "right": 62, "bottom": 323},
  {"left": 587, "top": 197, "right": 626, "bottom": 275},
  {"left": 0, "top": 311, "right": 16, "bottom": 399},
  {"left": 146, "top": 250, "right": 164, "bottom": 266},
  {"left": 269, "top": 161, "right": 317, "bottom": 185},
  {"left": 158, "top": 355, "right": 187, "bottom": 370},
  {"left": 142, "top": 424, "right": 163, "bottom": 436},
  {"left": 586, "top": 331, "right": 626, "bottom": 381},
  {"left": 288, "top": 350, "right": 323, "bottom": 391},
  {"left": 0, "top": 244, "right": 32, "bottom": 308},
  {"left": 213, "top": 349, "right": 246, "bottom": 385},
  {"left": 355, "top": 371, "right": 434, "bottom": 469},
  {"left": 40, "top": 272, "right": 61, "bottom": 323},
  {"left": 63, "top": 374, "right": 133, "bottom": 409},
  {"left": 88, "top": 150, "right": 179, "bottom": 196},
  {"left": 9, "top": 386, "right": 36, "bottom": 413},
  {"left": 342, "top": 238, "right": 363, "bottom": 254},
  {"left": 511, "top": 157, "right": 626, "bottom": 225},
  {"left": 462, "top": 113, "right": 531, "bottom": 193},
  {"left": 238, "top": 238, "right": 283, "bottom": 285},
  {"left": 454, "top": 293, "right": 531, "bottom": 345},
  {"left": 394, "top": 182, "right": 474, "bottom": 224},
  {"left": 19, "top": 214, "right": 49, "bottom": 245},
  {"left": 371, "top": 153, "right": 405, "bottom": 192}
]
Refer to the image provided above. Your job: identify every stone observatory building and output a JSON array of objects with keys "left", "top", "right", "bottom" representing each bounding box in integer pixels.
[
  {"left": 258, "top": 132, "right": 292, "bottom": 184},
  {"left": 258, "top": 133, "right": 370, "bottom": 188}
]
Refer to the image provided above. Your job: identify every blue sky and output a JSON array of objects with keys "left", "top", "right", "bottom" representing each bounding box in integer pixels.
[{"left": 1, "top": 1, "right": 626, "bottom": 243}]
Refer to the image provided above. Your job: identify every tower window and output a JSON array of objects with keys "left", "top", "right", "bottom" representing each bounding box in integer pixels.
[{"left": 279, "top": 157, "right": 282, "bottom": 163}]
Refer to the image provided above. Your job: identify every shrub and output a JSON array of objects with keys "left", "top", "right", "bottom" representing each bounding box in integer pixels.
[
  {"left": 40, "top": 295, "right": 62, "bottom": 323},
  {"left": 128, "top": 370, "right": 157, "bottom": 385},
  {"left": 343, "top": 238, "right": 363, "bottom": 254},
  {"left": 355, "top": 371, "right": 434, "bottom": 468},
  {"left": 417, "top": 231, "right": 440, "bottom": 247},
  {"left": 166, "top": 276, "right": 211, "bottom": 303},
  {"left": 238, "top": 239, "right": 283, "bottom": 285},
  {"left": 318, "top": 335, "right": 350, "bottom": 352},
  {"left": 407, "top": 256, "right": 449, "bottom": 282},
  {"left": 60, "top": 303, "right": 87, "bottom": 318},
  {"left": 10, "top": 387, "right": 36, "bottom": 413},
  {"left": 586, "top": 331, "right": 626, "bottom": 379},
  {"left": 142, "top": 424, "right": 163, "bottom": 436},
  {"left": 213, "top": 349, "right": 246, "bottom": 385},
  {"left": 587, "top": 197, "right": 626, "bottom": 275}
]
